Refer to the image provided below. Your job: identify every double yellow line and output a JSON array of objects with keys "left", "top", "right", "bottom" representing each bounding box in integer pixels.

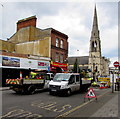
[{"left": 55, "top": 89, "right": 110, "bottom": 118}]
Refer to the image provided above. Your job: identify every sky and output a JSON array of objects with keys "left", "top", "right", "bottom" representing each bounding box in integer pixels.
[{"left": 0, "top": 0, "right": 119, "bottom": 67}]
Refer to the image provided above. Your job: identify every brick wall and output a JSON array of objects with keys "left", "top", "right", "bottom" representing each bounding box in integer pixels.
[
  {"left": 17, "top": 16, "right": 37, "bottom": 31},
  {"left": 51, "top": 29, "right": 68, "bottom": 63}
]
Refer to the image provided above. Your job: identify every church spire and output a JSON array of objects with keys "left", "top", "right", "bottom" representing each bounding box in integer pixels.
[
  {"left": 91, "top": 5, "right": 99, "bottom": 38},
  {"left": 92, "top": 5, "right": 98, "bottom": 31},
  {"left": 89, "top": 5, "right": 101, "bottom": 54}
]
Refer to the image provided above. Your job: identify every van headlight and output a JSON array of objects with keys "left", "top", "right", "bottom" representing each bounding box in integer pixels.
[{"left": 61, "top": 84, "right": 68, "bottom": 89}]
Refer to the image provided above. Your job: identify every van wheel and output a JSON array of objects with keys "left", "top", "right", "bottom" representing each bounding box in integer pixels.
[
  {"left": 15, "top": 91, "right": 22, "bottom": 94},
  {"left": 67, "top": 89, "right": 71, "bottom": 96},
  {"left": 49, "top": 91, "right": 53, "bottom": 95},
  {"left": 28, "top": 86, "right": 35, "bottom": 95}
]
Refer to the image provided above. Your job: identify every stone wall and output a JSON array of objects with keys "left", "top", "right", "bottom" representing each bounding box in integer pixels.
[
  {"left": 15, "top": 37, "right": 50, "bottom": 57},
  {"left": 0, "top": 40, "right": 15, "bottom": 52},
  {"left": 9, "top": 26, "right": 51, "bottom": 44}
]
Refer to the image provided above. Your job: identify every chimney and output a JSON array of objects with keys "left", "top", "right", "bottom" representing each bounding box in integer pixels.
[{"left": 17, "top": 16, "right": 37, "bottom": 31}]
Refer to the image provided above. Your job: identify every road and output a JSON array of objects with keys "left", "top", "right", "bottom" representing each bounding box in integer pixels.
[{"left": 1, "top": 88, "right": 112, "bottom": 118}]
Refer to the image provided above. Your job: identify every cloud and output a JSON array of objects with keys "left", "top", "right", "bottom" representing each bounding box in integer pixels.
[
  {"left": 0, "top": 1, "right": 118, "bottom": 66},
  {"left": 101, "top": 25, "right": 118, "bottom": 55},
  {"left": 109, "top": 57, "right": 119, "bottom": 67},
  {"left": 37, "top": 2, "right": 93, "bottom": 57}
]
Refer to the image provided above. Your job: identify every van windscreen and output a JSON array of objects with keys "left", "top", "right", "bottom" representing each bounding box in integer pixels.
[{"left": 53, "top": 73, "right": 71, "bottom": 81}]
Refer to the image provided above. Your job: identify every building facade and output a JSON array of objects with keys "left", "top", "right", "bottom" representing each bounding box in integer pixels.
[
  {"left": 88, "top": 6, "right": 110, "bottom": 76},
  {"left": 68, "top": 6, "right": 110, "bottom": 76},
  {"left": 8, "top": 16, "right": 68, "bottom": 72},
  {"left": 68, "top": 56, "right": 89, "bottom": 72},
  {"left": 0, "top": 16, "right": 68, "bottom": 86}
]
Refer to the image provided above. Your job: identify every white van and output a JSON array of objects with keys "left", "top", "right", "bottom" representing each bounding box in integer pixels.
[{"left": 48, "top": 73, "right": 91, "bottom": 95}]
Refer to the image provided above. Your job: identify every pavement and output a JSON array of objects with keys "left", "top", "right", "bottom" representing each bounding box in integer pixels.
[
  {"left": 91, "top": 91, "right": 119, "bottom": 118},
  {"left": 59, "top": 88, "right": 120, "bottom": 118},
  {"left": 0, "top": 87, "right": 10, "bottom": 91}
]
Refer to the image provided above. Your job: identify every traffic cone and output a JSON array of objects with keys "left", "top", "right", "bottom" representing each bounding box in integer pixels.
[{"left": 20, "top": 71, "right": 22, "bottom": 79}]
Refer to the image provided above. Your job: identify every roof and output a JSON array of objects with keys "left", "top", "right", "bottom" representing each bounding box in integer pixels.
[
  {"left": 68, "top": 56, "right": 89, "bottom": 65},
  {"left": 17, "top": 15, "right": 36, "bottom": 24},
  {"left": 44, "top": 28, "right": 68, "bottom": 39}
]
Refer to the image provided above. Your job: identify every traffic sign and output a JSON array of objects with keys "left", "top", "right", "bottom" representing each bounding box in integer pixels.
[
  {"left": 85, "top": 88, "right": 96, "bottom": 98},
  {"left": 113, "top": 61, "right": 119, "bottom": 67},
  {"left": 84, "top": 88, "right": 97, "bottom": 102}
]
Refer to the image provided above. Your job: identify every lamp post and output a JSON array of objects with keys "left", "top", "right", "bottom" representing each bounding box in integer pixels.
[
  {"left": 77, "top": 50, "right": 80, "bottom": 73},
  {"left": 93, "top": 62, "right": 95, "bottom": 82}
]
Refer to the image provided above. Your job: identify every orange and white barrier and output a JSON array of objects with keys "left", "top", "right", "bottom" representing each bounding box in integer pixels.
[
  {"left": 6, "top": 79, "right": 20, "bottom": 85},
  {"left": 99, "top": 83, "right": 108, "bottom": 89}
]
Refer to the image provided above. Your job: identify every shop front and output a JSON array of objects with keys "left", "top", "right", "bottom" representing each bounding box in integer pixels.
[
  {"left": 0, "top": 55, "right": 50, "bottom": 86},
  {"left": 50, "top": 61, "right": 68, "bottom": 73}
]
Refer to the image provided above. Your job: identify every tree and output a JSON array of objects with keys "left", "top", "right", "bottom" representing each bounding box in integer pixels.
[{"left": 73, "top": 58, "right": 78, "bottom": 73}]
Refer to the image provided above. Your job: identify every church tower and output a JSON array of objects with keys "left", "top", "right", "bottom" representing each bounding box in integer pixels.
[{"left": 89, "top": 5, "right": 102, "bottom": 77}]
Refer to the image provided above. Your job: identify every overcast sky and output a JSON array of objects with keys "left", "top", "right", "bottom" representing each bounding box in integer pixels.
[{"left": 0, "top": 0, "right": 119, "bottom": 67}]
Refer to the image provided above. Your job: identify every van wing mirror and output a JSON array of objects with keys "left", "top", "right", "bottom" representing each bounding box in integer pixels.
[{"left": 69, "top": 80, "right": 74, "bottom": 84}]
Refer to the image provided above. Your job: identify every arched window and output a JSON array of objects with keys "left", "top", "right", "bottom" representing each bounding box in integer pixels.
[
  {"left": 96, "top": 66, "right": 98, "bottom": 72},
  {"left": 95, "top": 41, "right": 97, "bottom": 48},
  {"left": 91, "top": 41, "right": 97, "bottom": 52}
]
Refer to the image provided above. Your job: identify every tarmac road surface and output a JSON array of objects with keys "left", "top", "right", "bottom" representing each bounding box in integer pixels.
[{"left": 1, "top": 87, "right": 119, "bottom": 118}]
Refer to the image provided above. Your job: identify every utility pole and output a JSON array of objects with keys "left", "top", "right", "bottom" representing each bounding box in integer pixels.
[
  {"left": 112, "top": 70, "right": 114, "bottom": 93},
  {"left": 93, "top": 59, "right": 95, "bottom": 82},
  {"left": 77, "top": 50, "right": 79, "bottom": 73}
]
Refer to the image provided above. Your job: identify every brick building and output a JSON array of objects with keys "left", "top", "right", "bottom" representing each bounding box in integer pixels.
[
  {"left": 0, "top": 16, "right": 68, "bottom": 86},
  {"left": 8, "top": 16, "right": 68, "bottom": 72}
]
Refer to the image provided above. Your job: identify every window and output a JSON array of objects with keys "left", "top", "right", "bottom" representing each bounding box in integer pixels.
[
  {"left": 55, "top": 53, "right": 59, "bottom": 62},
  {"left": 46, "top": 75, "right": 50, "bottom": 80},
  {"left": 60, "top": 40, "right": 63, "bottom": 48},
  {"left": 76, "top": 75, "right": 80, "bottom": 82},
  {"left": 96, "top": 66, "right": 98, "bottom": 72},
  {"left": 56, "top": 38, "right": 59, "bottom": 47},
  {"left": 60, "top": 54, "right": 63, "bottom": 63},
  {"left": 69, "top": 75, "right": 75, "bottom": 84}
]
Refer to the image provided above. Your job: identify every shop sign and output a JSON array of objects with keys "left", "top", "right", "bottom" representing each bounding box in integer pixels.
[
  {"left": 38, "top": 61, "right": 50, "bottom": 70},
  {"left": 2, "top": 56, "right": 20, "bottom": 67},
  {"left": 51, "top": 61, "right": 67, "bottom": 68},
  {"left": 20, "top": 58, "right": 37, "bottom": 69}
]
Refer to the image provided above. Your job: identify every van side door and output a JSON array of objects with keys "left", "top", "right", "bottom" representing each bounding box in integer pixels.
[
  {"left": 75, "top": 75, "right": 80, "bottom": 91},
  {"left": 44, "top": 74, "right": 50, "bottom": 89},
  {"left": 68, "top": 75, "right": 76, "bottom": 92}
]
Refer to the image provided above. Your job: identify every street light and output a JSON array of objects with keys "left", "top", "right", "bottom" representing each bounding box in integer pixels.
[
  {"left": 76, "top": 50, "right": 80, "bottom": 73},
  {"left": 93, "top": 62, "right": 95, "bottom": 82}
]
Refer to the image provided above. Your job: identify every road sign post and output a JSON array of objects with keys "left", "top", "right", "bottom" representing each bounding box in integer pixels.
[
  {"left": 112, "top": 70, "right": 114, "bottom": 93},
  {"left": 112, "top": 61, "right": 119, "bottom": 93}
]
